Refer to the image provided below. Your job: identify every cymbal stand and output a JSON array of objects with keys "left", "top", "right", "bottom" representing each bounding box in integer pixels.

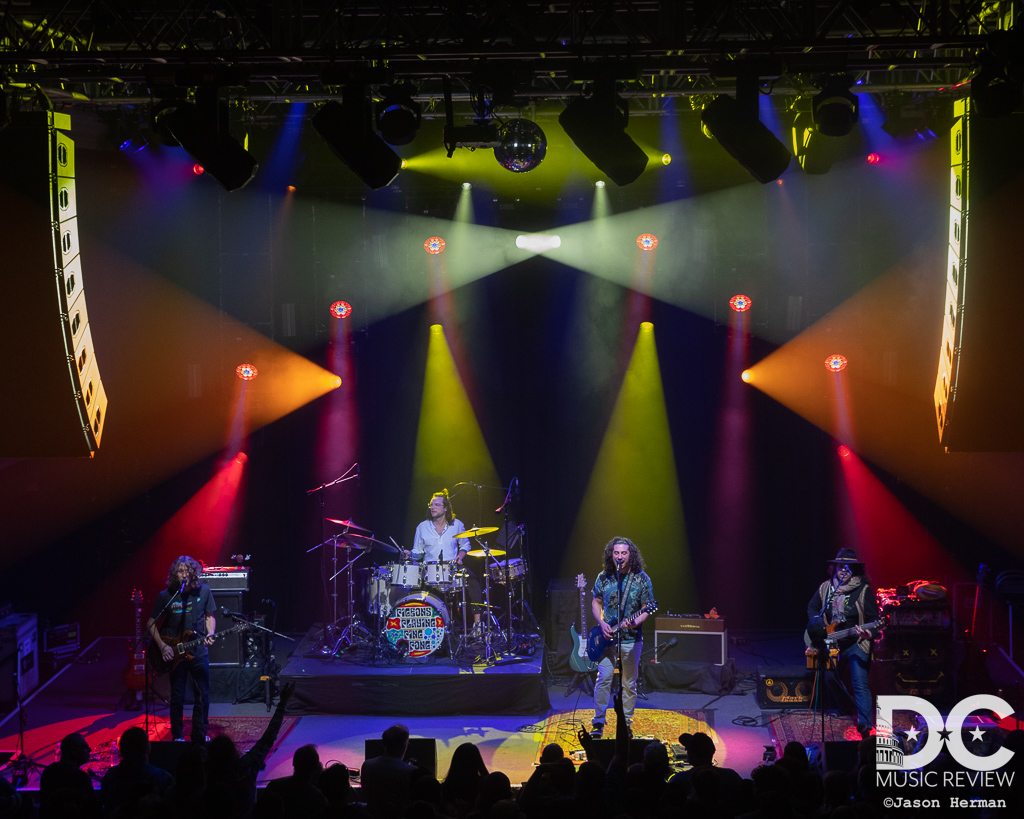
[{"left": 330, "top": 544, "right": 371, "bottom": 651}]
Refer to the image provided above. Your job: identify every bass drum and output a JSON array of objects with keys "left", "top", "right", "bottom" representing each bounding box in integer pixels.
[{"left": 383, "top": 592, "right": 449, "bottom": 658}]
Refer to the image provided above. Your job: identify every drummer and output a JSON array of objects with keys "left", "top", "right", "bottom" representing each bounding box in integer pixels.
[{"left": 404, "top": 490, "right": 483, "bottom": 635}]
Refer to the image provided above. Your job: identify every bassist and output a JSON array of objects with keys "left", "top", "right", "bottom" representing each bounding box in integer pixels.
[
  {"left": 590, "top": 537, "right": 655, "bottom": 740},
  {"left": 806, "top": 548, "right": 879, "bottom": 739},
  {"left": 146, "top": 555, "right": 217, "bottom": 743}
]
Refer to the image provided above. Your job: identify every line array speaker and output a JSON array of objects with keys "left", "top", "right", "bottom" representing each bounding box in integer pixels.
[{"left": 0, "top": 111, "right": 107, "bottom": 456}]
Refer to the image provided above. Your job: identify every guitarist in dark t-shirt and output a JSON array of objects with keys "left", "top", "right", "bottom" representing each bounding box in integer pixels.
[{"left": 146, "top": 555, "right": 217, "bottom": 743}]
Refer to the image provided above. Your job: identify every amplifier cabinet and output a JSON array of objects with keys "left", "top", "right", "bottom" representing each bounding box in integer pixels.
[
  {"left": 0, "top": 613, "right": 39, "bottom": 705},
  {"left": 200, "top": 566, "right": 250, "bottom": 591},
  {"left": 653, "top": 616, "right": 727, "bottom": 665}
]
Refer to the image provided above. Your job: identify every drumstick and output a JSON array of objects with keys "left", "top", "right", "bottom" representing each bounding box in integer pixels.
[{"left": 389, "top": 536, "right": 404, "bottom": 559}]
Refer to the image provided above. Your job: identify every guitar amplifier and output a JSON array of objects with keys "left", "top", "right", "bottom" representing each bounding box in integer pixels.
[
  {"left": 653, "top": 615, "right": 727, "bottom": 665},
  {"left": 200, "top": 566, "right": 250, "bottom": 591}
]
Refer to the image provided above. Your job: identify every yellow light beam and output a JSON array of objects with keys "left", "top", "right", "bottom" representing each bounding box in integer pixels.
[
  {"left": 407, "top": 325, "right": 501, "bottom": 533},
  {"left": 562, "top": 323, "right": 695, "bottom": 614}
]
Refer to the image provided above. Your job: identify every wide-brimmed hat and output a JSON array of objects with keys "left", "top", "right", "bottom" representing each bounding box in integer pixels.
[{"left": 827, "top": 548, "right": 864, "bottom": 566}]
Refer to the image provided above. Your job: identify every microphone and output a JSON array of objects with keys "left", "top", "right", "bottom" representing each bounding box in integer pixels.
[
  {"left": 656, "top": 637, "right": 678, "bottom": 656},
  {"left": 221, "top": 606, "right": 246, "bottom": 619},
  {"left": 179, "top": 581, "right": 186, "bottom": 594}
]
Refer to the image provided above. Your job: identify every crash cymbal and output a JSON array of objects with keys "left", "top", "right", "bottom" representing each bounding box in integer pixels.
[
  {"left": 325, "top": 517, "right": 372, "bottom": 532},
  {"left": 454, "top": 526, "right": 499, "bottom": 539},
  {"left": 338, "top": 533, "right": 400, "bottom": 553},
  {"left": 466, "top": 547, "right": 506, "bottom": 557}
]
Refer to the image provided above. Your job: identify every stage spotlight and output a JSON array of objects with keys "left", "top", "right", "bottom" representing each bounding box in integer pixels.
[
  {"left": 791, "top": 112, "right": 838, "bottom": 175},
  {"left": 494, "top": 118, "right": 547, "bottom": 173},
  {"left": 812, "top": 76, "right": 859, "bottom": 136},
  {"left": 825, "top": 354, "right": 848, "bottom": 372},
  {"left": 595, "top": 180, "right": 606, "bottom": 188},
  {"left": 236, "top": 364, "right": 258, "bottom": 380},
  {"left": 312, "top": 88, "right": 401, "bottom": 189},
  {"left": 193, "top": 163, "right": 204, "bottom": 175},
  {"left": 866, "top": 153, "right": 880, "bottom": 164},
  {"left": 741, "top": 370, "right": 752, "bottom": 383},
  {"left": 729, "top": 295, "right": 752, "bottom": 312},
  {"left": 837, "top": 445, "right": 851, "bottom": 458},
  {"left": 462, "top": 182, "right": 472, "bottom": 189},
  {"left": 559, "top": 82, "right": 648, "bottom": 186},
  {"left": 330, "top": 301, "right": 352, "bottom": 319},
  {"left": 700, "top": 94, "right": 790, "bottom": 184},
  {"left": 424, "top": 236, "right": 446, "bottom": 254},
  {"left": 235, "top": 452, "right": 248, "bottom": 464},
  {"left": 970, "top": 61, "right": 1024, "bottom": 117},
  {"left": 636, "top": 234, "right": 658, "bottom": 250},
  {"left": 661, "top": 154, "right": 671, "bottom": 165},
  {"left": 376, "top": 83, "right": 422, "bottom": 146},
  {"left": 117, "top": 108, "right": 148, "bottom": 153},
  {"left": 154, "top": 92, "right": 258, "bottom": 191},
  {"left": 515, "top": 234, "right": 561, "bottom": 252}
]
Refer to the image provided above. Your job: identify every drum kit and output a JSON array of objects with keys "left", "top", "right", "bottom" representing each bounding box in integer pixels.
[{"left": 308, "top": 519, "right": 537, "bottom": 663}]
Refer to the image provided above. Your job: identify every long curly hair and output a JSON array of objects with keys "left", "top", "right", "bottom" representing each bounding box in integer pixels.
[
  {"left": 426, "top": 490, "right": 455, "bottom": 525},
  {"left": 166, "top": 555, "right": 204, "bottom": 592},
  {"left": 601, "top": 536, "right": 645, "bottom": 577}
]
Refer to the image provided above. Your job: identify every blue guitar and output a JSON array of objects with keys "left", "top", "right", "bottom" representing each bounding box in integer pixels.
[{"left": 586, "top": 601, "right": 658, "bottom": 662}]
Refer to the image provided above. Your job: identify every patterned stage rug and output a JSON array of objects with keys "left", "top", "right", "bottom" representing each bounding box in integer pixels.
[
  {"left": 153, "top": 715, "right": 301, "bottom": 753},
  {"left": 769, "top": 711, "right": 913, "bottom": 746},
  {"left": 537, "top": 709, "right": 715, "bottom": 762}
]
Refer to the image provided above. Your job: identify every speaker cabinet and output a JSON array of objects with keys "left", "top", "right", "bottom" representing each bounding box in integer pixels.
[
  {"left": 364, "top": 738, "right": 437, "bottom": 778},
  {"left": 756, "top": 666, "right": 814, "bottom": 709},
  {"left": 0, "top": 111, "right": 108, "bottom": 456},
  {"left": 584, "top": 738, "right": 657, "bottom": 769},
  {"left": 209, "top": 591, "right": 244, "bottom": 667}
]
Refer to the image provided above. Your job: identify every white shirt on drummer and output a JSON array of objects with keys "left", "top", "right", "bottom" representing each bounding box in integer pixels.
[{"left": 411, "top": 518, "right": 467, "bottom": 562}]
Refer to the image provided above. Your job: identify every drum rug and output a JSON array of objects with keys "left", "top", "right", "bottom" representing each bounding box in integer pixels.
[
  {"left": 537, "top": 708, "right": 714, "bottom": 761},
  {"left": 769, "top": 710, "right": 913, "bottom": 746},
  {"left": 153, "top": 715, "right": 301, "bottom": 753}
]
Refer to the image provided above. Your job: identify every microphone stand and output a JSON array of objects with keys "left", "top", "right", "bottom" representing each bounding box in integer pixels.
[{"left": 305, "top": 465, "right": 359, "bottom": 657}]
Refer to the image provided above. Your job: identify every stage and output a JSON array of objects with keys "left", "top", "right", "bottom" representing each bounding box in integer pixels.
[{"left": 280, "top": 625, "right": 551, "bottom": 716}]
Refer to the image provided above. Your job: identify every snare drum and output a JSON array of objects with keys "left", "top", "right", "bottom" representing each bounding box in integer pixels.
[
  {"left": 383, "top": 592, "right": 449, "bottom": 658},
  {"left": 425, "top": 561, "right": 458, "bottom": 590},
  {"left": 390, "top": 562, "right": 424, "bottom": 588},
  {"left": 488, "top": 558, "right": 527, "bottom": 584}
]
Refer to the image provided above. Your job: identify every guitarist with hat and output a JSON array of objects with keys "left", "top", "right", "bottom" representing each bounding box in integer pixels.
[
  {"left": 146, "top": 555, "right": 217, "bottom": 743},
  {"left": 590, "top": 536, "right": 655, "bottom": 740},
  {"left": 806, "top": 547, "right": 880, "bottom": 740}
]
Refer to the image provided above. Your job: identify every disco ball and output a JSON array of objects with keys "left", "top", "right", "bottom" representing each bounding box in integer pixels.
[{"left": 494, "top": 119, "right": 547, "bottom": 173}]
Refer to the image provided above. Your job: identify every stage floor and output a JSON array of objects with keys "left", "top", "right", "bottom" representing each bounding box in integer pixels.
[{"left": 0, "top": 631, "right": 813, "bottom": 790}]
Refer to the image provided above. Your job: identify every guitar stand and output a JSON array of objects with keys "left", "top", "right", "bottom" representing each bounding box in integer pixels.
[{"left": 565, "top": 670, "right": 595, "bottom": 697}]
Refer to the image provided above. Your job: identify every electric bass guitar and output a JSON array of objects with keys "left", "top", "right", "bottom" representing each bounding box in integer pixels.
[
  {"left": 586, "top": 601, "right": 658, "bottom": 663},
  {"left": 569, "top": 574, "right": 598, "bottom": 673},
  {"left": 122, "top": 590, "right": 149, "bottom": 690},
  {"left": 147, "top": 623, "right": 250, "bottom": 674}
]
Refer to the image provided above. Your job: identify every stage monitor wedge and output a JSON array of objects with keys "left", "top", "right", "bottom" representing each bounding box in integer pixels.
[{"left": 0, "top": 111, "right": 108, "bottom": 457}]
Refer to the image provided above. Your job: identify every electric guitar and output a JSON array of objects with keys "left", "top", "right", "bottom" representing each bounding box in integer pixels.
[
  {"left": 569, "top": 574, "right": 598, "bottom": 673},
  {"left": 147, "top": 623, "right": 250, "bottom": 674},
  {"left": 805, "top": 617, "right": 885, "bottom": 648},
  {"left": 586, "top": 601, "right": 658, "bottom": 662},
  {"left": 122, "top": 590, "right": 148, "bottom": 690}
]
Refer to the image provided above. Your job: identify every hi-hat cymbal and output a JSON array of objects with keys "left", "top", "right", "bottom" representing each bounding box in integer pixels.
[
  {"left": 325, "top": 517, "right": 372, "bottom": 532},
  {"left": 454, "top": 526, "right": 499, "bottom": 539},
  {"left": 466, "top": 547, "right": 506, "bottom": 557}
]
